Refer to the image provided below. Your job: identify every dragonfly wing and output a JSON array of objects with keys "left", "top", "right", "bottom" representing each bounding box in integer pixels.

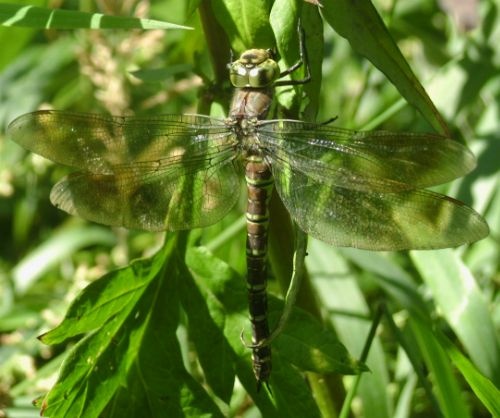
[
  {"left": 260, "top": 121, "right": 476, "bottom": 191},
  {"left": 8, "top": 110, "right": 232, "bottom": 171},
  {"left": 50, "top": 156, "right": 240, "bottom": 231},
  {"left": 9, "top": 110, "right": 240, "bottom": 230},
  {"left": 271, "top": 160, "right": 488, "bottom": 250}
]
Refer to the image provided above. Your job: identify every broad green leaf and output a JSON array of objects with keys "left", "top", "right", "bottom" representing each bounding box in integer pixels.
[
  {"left": 269, "top": 0, "right": 324, "bottom": 116},
  {"left": 411, "top": 249, "right": 500, "bottom": 385},
  {"left": 39, "top": 239, "right": 173, "bottom": 416},
  {"left": 0, "top": 3, "right": 192, "bottom": 30},
  {"left": 270, "top": 0, "right": 301, "bottom": 111},
  {"left": 211, "top": 0, "right": 274, "bottom": 52},
  {"left": 181, "top": 246, "right": 237, "bottom": 403},
  {"left": 438, "top": 332, "right": 500, "bottom": 417},
  {"left": 40, "top": 242, "right": 167, "bottom": 344},
  {"left": 410, "top": 316, "right": 471, "bottom": 418},
  {"left": 321, "top": 0, "right": 449, "bottom": 135},
  {"left": 108, "top": 364, "right": 223, "bottom": 418},
  {"left": 105, "top": 248, "right": 223, "bottom": 418},
  {"left": 39, "top": 234, "right": 223, "bottom": 417},
  {"left": 272, "top": 301, "right": 364, "bottom": 375},
  {"left": 41, "top": 315, "right": 139, "bottom": 417},
  {"left": 270, "top": 0, "right": 299, "bottom": 65},
  {"left": 269, "top": 351, "right": 322, "bottom": 418}
]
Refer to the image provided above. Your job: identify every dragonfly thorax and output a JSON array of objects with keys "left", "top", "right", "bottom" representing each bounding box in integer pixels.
[{"left": 229, "top": 88, "right": 273, "bottom": 120}]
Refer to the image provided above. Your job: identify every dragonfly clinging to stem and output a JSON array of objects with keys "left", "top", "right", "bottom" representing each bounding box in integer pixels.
[{"left": 7, "top": 28, "right": 489, "bottom": 390}]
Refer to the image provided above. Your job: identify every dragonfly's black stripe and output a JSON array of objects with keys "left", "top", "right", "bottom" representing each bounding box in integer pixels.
[{"left": 245, "top": 158, "right": 274, "bottom": 388}]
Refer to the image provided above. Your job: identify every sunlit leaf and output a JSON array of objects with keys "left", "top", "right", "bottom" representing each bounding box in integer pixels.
[
  {"left": 321, "top": 0, "right": 449, "bottom": 135},
  {"left": 0, "top": 3, "right": 192, "bottom": 30}
]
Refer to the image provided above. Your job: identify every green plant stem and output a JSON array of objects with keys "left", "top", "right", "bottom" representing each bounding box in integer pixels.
[
  {"left": 339, "top": 305, "right": 384, "bottom": 418},
  {"left": 197, "top": 0, "right": 232, "bottom": 115}
]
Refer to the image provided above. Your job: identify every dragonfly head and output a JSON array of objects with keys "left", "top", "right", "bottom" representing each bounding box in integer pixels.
[{"left": 229, "top": 49, "right": 280, "bottom": 88}]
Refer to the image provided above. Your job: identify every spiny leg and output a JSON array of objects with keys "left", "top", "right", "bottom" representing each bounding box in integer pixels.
[{"left": 274, "top": 21, "right": 311, "bottom": 87}]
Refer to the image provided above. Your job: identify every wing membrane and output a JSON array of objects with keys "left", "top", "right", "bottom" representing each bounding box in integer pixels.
[
  {"left": 259, "top": 120, "right": 476, "bottom": 192},
  {"left": 9, "top": 110, "right": 240, "bottom": 230},
  {"left": 271, "top": 160, "right": 488, "bottom": 250},
  {"left": 8, "top": 110, "right": 233, "bottom": 171},
  {"left": 50, "top": 152, "right": 240, "bottom": 231}
]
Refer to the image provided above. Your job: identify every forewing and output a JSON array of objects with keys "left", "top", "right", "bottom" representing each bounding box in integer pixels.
[
  {"left": 271, "top": 160, "right": 488, "bottom": 250},
  {"left": 7, "top": 110, "right": 232, "bottom": 172},
  {"left": 260, "top": 120, "right": 476, "bottom": 191}
]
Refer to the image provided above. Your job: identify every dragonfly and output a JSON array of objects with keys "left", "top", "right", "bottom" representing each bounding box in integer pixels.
[{"left": 8, "top": 37, "right": 489, "bottom": 390}]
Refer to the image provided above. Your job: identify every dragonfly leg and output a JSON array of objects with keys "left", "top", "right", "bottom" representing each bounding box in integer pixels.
[
  {"left": 254, "top": 226, "right": 308, "bottom": 347},
  {"left": 275, "top": 21, "right": 311, "bottom": 87}
]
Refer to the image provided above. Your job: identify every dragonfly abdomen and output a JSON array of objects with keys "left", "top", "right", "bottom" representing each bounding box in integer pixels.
[{"left": 245, "top": 158, "right": 274, "bottom": 388}]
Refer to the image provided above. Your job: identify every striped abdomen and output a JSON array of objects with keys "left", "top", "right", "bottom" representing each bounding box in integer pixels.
[{"left": 245, "top": 157, "right": 274, "bottom": 389}]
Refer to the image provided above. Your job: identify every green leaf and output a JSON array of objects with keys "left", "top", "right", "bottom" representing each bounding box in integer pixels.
[
  {"left": 181, "top": 246, "right": 237, "bottom": 403},
  {"left": 108, "top": 364, "right": 223, "bottom": 418},
  {"left": 39, "top": 234, "right": 223, "bottom": 417},
  {"left": 0, "top": 3, "right": 192, "bottom": 30},
  {"left": 438, "top": 332, "right": 500, "bottom": 417},
  {"left": 410, "top": 316, "right": 471, "bottom": 418},
  {"left": 39, "top": 240, "right": 172, "bottom": 416},
  {"left": 321, "top": 0, "right": 449, "bottom": 135},
  {"left": 272, "top": 301, "right": 365, "bottom": 375},
  {"left": 411, "top": 249, "right": 500, "bottom": 386},
  {"left": 269, "top": 0, "right": 301, "bottom": 110},
  {"left": 39, "top": 242, "right": 166, "bottom": 345},
  {"left": 106, "top": 248, "right": 224, "bottom": 418},
  {"left": 270, "top": 0, "right": 300, "bottom": 69},
  {"left": 211, "top": 0, "right": 274, "bottom": 52},
  {"left": 269, "top": 351, "right": 322, "bottom": 418}
]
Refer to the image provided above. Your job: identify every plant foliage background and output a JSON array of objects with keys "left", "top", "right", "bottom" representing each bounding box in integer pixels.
[{"left": 0, "top": 0, "right": 498, "bottom": 417}]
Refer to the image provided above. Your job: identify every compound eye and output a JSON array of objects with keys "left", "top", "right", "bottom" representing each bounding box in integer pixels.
[
  {"left": 229, "top": 62, "right": 250, "bottom": 88},
  {"left": 247, "top": 59, "right": 280, "bottom": 87}
]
